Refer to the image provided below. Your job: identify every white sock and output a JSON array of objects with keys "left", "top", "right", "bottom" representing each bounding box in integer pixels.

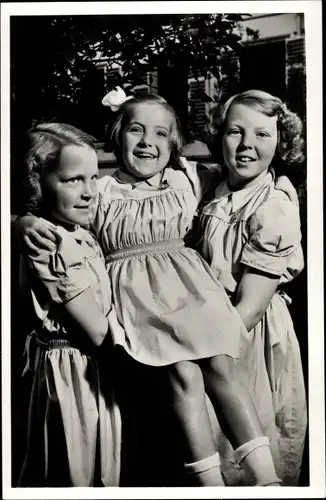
[
  {"left": 184, "top": 452, "right": 225, "bottom": 486},
  {"left": 234, "top": 436, "right": 281, "bottom": 486}
]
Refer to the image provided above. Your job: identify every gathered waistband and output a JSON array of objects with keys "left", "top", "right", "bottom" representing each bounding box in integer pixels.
[
  {"left": 105, "top": 238, "right": 185, "bottom": 263},
  {"left": 35, "top": 334, "right": 71, "bottom": 349},
  {"left": 22, "top": 332, "right": 72, "bottom": 376}
]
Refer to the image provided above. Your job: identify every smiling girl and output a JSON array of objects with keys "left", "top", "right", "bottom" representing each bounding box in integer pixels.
[
  {"left": 17, "top": 123, "right": 121, "bottom": 486},
  {"left": 197, "top": 89, "right": 307, "bottom": 485}
]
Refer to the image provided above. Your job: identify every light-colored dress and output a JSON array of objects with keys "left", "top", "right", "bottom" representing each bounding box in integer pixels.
[
  {"left": 93, "top": 159, "right": 247, "bottom": 367},
  {"left": 19, "top": 225, "right": 121, "bottom": 487},
  {"left": 197, "top": 169, "right": 307, "bottom": 486}
]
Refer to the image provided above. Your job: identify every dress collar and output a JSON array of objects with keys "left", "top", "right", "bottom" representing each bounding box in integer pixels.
[
  {"left": 113, "top": 168, "right": 169, "bottom": 189},
  {"left": 214, "top": 169, "right": 274, "bottom": 213},
  {"left": 52, "top": 223, "right": 96, "bottom": 247}
]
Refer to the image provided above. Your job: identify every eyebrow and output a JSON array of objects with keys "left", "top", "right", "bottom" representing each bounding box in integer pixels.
[
  {"left": 129, "top": 121, "right": 170, "bottom": 132},
  {"left": 227, "top": 122, "right": 274, "bottom": 131}
]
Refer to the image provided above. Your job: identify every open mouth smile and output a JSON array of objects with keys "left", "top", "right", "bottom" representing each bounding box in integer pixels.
[
  {"left": 236, "top": 155, "right": 256, "bottom": 162},
  {"left": 134, "top": 152, "right": 157, "bottom": 159}
]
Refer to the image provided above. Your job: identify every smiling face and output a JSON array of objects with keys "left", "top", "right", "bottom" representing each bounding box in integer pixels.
[
  {"left": 222, "top": 103, "right": 278, "bottom": 189},
  {"left": 41, "top": 144, "right": 98, "bottom": 226},
  {"left": 121, "top": 102, "right": 172, "bottom": 178}
]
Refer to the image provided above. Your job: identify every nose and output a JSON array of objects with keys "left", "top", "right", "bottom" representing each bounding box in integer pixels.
[
  {"left": 82, "top": 179, "right": 96, "bottom": 199},
  {"left": 139, "top": 130, "right": 153, "bottom": 147},
  {"left": 239, "top": 131, "right": 254, "bottom": 150}
]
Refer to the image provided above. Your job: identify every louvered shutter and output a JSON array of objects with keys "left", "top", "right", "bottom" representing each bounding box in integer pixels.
[
  {"left": 218, "top": 51, "right": 241, "bottom": 103},
  {"left": 188, "top": 78, "right": 208, "bottom": 131},
  {"left": 286, "top": 37, "right": 306, "bottom": 119},
  {"left": 131, "top": 70, "right": 158, "bottom": 94}
]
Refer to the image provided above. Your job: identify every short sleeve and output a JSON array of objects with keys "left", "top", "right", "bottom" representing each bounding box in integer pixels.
[
  {"left": 241, "top": 195, "right": 302, "bottom": 277},
  {"left": 26, "top": 230, "right": 90, "bottom": 304}
]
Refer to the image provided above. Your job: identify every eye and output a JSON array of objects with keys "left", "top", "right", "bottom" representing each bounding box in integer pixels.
[
  {"left": 129, "top": 125, "right": 142, "bottom": 133},
  {"left": 91, "top": 174, "right": 99, "bottom": 181},
  {"left": 227, "top": 128, "right": 241, "bottom": 136},
  {"left": 256, "top": 131, "right": 271, "bottom": 138},
  {"left": 157, "top": 130, "right": 168, "bottom": 138},
  {"left": 64, "top": 176, "right": 81, "bottom": 184}
]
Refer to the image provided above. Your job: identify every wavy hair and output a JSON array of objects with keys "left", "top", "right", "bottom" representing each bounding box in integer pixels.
[
  {"left": 110, "top": 93, "right": 185, "bottom": 168},
  {"left": 24, "top": 122, "right": 97, "bottom": 214},
  {"left": 208, "top": 89, "right": 305, "bottom": 183}
]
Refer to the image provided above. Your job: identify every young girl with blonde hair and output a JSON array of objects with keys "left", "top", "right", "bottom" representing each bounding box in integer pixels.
[
  {"left": 17, "top": 123, "right": 121, "bottom": 486},
  {"left": 196, "top": 89, "right": 307, "bottom": 485}
]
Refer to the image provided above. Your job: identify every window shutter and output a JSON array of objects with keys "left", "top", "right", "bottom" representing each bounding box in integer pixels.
[
  {"left": 131, "top": 70, "right": 158, "bottom": 94},
  {"left": 188, "top": 78, "right": 208, "bottom": 130},
  {"left": 287, "top": 37, "right": 305, "bottom": 65},
  {"left": 286, "top": 36, "right": 306, "bottom": 119},
  {"left": 212, "top": 50, "right": 240, "bottom": 105}
]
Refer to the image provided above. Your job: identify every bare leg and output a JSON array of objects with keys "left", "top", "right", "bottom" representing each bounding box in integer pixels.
[
  {"left": 200, "top": 355, "right": 263, "bottom": 446},
  {"left": 168, "top": 361, "right": 225, "bottom": 486},
  {"left": 200, "top": 355, "right": 280, "bottom": 486}
]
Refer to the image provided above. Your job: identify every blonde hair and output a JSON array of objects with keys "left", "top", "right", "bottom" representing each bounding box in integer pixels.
[
  {"left": 209, "top": 89, "right": 305, "bottom": 177},
  {"left": 24, "top": 122, "right": 97, "bottom": 214},
  {"left": 110, "top": 93, "right": 185, "bottom": 168}
]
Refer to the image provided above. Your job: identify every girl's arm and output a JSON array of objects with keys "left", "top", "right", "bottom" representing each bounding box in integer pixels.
[
  {"left": 234, "top": 267, "right": 280, "bottom": 332},
  {"left": 14, "top": 197, "right": 99, "bottom": 254},
  {"left": 15, "top": 214, "right": 57, "bottom": 253},
  {"left": 61, "top": 288, "right": 109, "bottom": 348},
  {"left": 26, "top": 228, "right": 111, "bottom": 350},
  {"left": 235, "top": 194, "right": 302, "bottom": 331}
]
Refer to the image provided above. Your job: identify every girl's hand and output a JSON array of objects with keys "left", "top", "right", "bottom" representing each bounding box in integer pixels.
[
  {"left": 16, "top": 214, "right": 58, "bottom": 255},
  {"left": 274, "top": 175, "right": 299, "bottom": 207}
]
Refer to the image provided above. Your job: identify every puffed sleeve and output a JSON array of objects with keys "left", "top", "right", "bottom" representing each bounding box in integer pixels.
[
  {"left": 241, "top": 194, "right": 302, "bottom": 277},
  {"left": 26, "top": 230, "right": 90, "bottom": 304}
]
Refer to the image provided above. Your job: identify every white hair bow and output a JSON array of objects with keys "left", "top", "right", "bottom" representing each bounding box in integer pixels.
[{"left": 102, "top": 86, "right": 133, "bottom": 111}]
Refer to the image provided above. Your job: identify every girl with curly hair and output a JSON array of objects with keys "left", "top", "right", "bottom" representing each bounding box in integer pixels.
[
  {"left": 194, "top": 89, "right": 307, "bottom": 486},
  {"left": 17, "top": 123, "right": 121, "bottom": 486}
]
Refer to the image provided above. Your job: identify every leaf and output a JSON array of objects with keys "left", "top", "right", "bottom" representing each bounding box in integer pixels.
[{"left": 11, "top": 14, "right": 243, "bottom": 139}]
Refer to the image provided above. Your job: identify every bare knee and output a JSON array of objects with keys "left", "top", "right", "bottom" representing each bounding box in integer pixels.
[
  {"left": 201, "top": 355, "right": 238, "bottom": 386},
  {"left": 168, "top": 361, "right": 204, "bottom": 402}
]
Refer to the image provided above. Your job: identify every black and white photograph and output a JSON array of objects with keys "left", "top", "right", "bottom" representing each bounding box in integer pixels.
[{"left": 1, "top": 1, "right": 324, "bottom": 498}]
